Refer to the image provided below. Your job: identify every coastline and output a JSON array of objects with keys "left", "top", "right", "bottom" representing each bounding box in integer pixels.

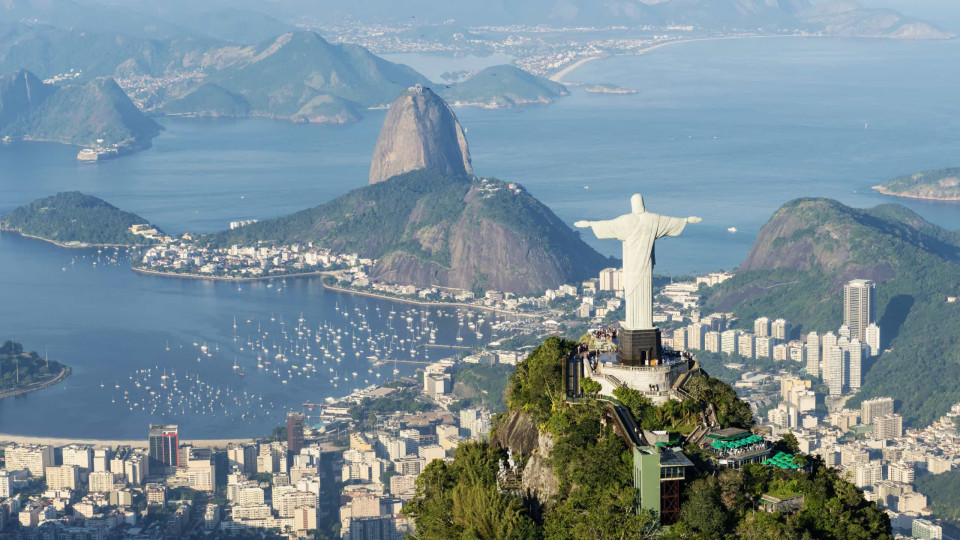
[
  {"left": 0, "top": 366, "right": 71, "bottom": 401},
  {"left": 0, "top": 229, "right": 142, "bottom": 249},
  {"left": 131, "top": 266, "right": 336, "bottom": 282},
  {"left": 321, "top": 282, "right": 537, "bottom": 319},
  {"left": 871, "top": 185, "right": 960, "bottom": 202},
  {"left": 550, "top": 33, "right": 815, "bottom": 83}
]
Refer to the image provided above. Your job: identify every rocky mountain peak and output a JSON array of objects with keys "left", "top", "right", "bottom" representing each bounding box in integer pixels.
[{"left": 369, "top": 85, "right": 472, "bottom": 185}]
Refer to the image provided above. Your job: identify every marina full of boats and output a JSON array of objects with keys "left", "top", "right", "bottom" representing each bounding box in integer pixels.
[{"left": 104, "top": 300, "right": 524, "bottom": 425}]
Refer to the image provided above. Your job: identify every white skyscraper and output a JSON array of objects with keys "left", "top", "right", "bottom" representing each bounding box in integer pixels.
[
  {"left": 865, "top": 323, "right": 881, "bottom": 357},
  {"left": 847, "top": 339, "right": 863, "bottom": 390},
  {"left": 754, "top": 317, "right": 770, "bottom": 338},
  {"left": 772, "top": 318, "right": 791, "bottom": 341},
  {"left": 822, "top": 331, "right": 838, "bottom": 352},
  {"left": 844, "top": 279, "right": 876, "bottom": 342},
  {"left": 805, "top": 331, "right": 820, "bottom": 378},
  {"left": 720, "top": 330, "right": 739, "bottom": 355},
  {"left": 825, "top": 345, "right": 845, "bottom": 396}
]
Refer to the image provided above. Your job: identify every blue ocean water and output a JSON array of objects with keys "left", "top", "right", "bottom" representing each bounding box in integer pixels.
[{"left": 1, "top": 37, "right": 958, "bottom": 437}]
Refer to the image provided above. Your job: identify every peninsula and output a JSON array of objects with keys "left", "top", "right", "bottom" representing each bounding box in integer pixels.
[
  {"left": 0, "top": 192, "right": 164, "bottom": 247},
  {"left": 872, "top": 168, "right": 960, "bottom": 202},
  {"left": 0, "top": 340, "right": 70, "bottom": 400}
]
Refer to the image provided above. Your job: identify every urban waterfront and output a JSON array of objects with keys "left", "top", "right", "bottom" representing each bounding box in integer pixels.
[{"left": 2, "top": 36, "right": 960, "bottom": 439}]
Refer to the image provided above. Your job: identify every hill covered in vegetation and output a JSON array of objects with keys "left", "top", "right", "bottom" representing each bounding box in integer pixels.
[
  {"left": 206, "top": 169, "right": 612, "bottom": 295},
  {"left": 874, "top": 167, "right": 960, "bottom": 202},
  {"left": 0, "top": 69, "right": 160, "bottom": 148},
  {"left": 703, "top": 198, "right": 960, "bottom": 427},
  {"left": 1, "top": 192, "right": 161, "bottom": 246},
  {"left": 439, "top": 65, "right": 568, "bottom": 109},
  {"left": 402, "top": 337, "right": 892, "bottom": 539},
  {"left": 1, "top": 340, "right": 68, "bottom": 393}
]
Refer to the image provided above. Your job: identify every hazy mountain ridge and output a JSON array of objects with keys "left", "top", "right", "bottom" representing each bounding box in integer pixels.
[
  {"left": 704, "top": 198, "right": 960, "bottom": 427},
  {"left": 0, "top": 69, "right": 160, "bottom": 147},
  {"left": 206, "top": 169, "right": 613, "bottom": 295},
  {"left": 438, "top": 65, "right": 568, "bottom": 109}
]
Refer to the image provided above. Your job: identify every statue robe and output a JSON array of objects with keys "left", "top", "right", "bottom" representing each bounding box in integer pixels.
[{"left": 586, "top": 212, "right": 687, "bottom": 330}]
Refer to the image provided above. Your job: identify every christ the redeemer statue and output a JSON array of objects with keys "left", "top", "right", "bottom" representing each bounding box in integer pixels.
[{"left": 576, "top": 194, "right": 701, "bottom": 331}]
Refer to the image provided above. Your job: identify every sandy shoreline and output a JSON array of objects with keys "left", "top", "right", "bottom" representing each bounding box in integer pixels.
[
  {"left": 871, "top": 185, "right": 960, "bottom": 202},
  {"left": 550, "top": 34, "right": 815, "bottom": 83},
  {"left": 0, "top": 434, "right": 256, "bottom": 448}
]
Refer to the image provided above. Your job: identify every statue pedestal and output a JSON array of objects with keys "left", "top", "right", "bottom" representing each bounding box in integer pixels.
[{"left": 618, "top": 328, "right": 662, "bottom": 366}]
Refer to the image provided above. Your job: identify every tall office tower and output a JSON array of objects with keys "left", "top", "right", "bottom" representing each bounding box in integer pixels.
[
  {"left": 847, "top": 339, "right": 863, "bottom": 390},
  {"left": 148, "top": 424, "right": 179, "bottom": 470},
  {"left": 865, "top": 323, "right": 881, "bottom": 357},
  {"left": 287, "top": 412, "right": 305, "bottom": 454},
  {"left": 771, "top": 319, "right": 791, "bottom": 341},
  {"left": 861, "top": 397, "right": 895, "bottom": 425},
  {"left": 754, "top": 317, "right": 770, "bottom": 338},
  {"left": 805, "top": 331, "right": 820, "bottom": 378},
  {"left": 844, "top": 279, "right": 876, "bottom": 342},
  {"left": 824, "top": 345, "right": 845, "bottom": 396}
]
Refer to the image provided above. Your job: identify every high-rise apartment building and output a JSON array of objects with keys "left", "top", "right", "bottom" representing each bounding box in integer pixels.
[
  {"left": 287, "top": 412, "right": 305, "bottom": 454},
  {"left": 754, "top": 317, "right": 770, "bottom": 338},
  {"left": 861, "top": 397, "right": 894, "bottom": 426},
  {"left": 844, "top": 279, "right": 875, "bottom": 342},
  {"left": 865, "top": 323, "right": 881, "bottom": 357},
  {"left": 847, "top": 339, "right": 863, "bottom": 390},
  {"left": 4, "top": 444, "right": 54, "bottom": 477},
  {"left": 872, "top": 414, "right": 903, "bottom": 440},
  {"left": 45, "top": 465, "right": 80, "bottom": 490},
  {"left": 805, "top": 331, "right": 820, "bottom": 378},
  {"left": 771, "top": 318, "right": 791, "bottom": 341},
  {"left": 720, "top": 330, "right": 739, "bottom": 355},
  {"left": 61, "top": 445, "right": 93, "bottom": 471},
  {"left": 148, "top": 424, "right": 179, "bottom": 470},
  {"left": 824, "top": 345, "right": 845, "bottom": 396}
]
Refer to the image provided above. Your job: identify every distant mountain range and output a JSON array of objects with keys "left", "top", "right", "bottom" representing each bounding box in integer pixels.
[
  {"left": 704, "top": 198, "right": 960, "bottom": 427},
  {"left": 0, "top": 69, "right": 160, "bottom": 148}
]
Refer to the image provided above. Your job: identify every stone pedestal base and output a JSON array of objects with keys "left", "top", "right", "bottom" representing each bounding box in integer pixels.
[{"left": 618, "top": 328, "right": 662, "bottom": 366}]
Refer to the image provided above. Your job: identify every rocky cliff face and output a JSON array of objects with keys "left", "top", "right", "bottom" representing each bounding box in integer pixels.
[
  {"left": 491, "top": 410, "right": 559, "bottom": 506},
  {"left": 369, "top": 85, "right": 472, "bottom": 185}
]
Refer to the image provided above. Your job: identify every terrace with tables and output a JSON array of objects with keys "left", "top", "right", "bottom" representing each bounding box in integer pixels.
[{"left": 700, "top": 428, "right": 772, "bottom": 469}]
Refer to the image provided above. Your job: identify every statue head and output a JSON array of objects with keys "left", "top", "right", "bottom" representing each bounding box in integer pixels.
[{"left": 631, "top": 194, "right": 645, "bottom": 213}]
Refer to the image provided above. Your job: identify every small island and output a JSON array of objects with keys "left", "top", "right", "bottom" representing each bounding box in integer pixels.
[
  {"left": 0, "top": 192, "right": 165, "bottom": 247},
  {"left": 585, "top": 83, "right": 637, "bottom": 95},
  {"left": 0, "top": 340, "right": 70, "bottom": 400},
  {"left": 439, "top": 65, "right": 568, "bottom": 109},
  {"left": 872, "top": 168, "right": 960, "bottom": 202}
]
